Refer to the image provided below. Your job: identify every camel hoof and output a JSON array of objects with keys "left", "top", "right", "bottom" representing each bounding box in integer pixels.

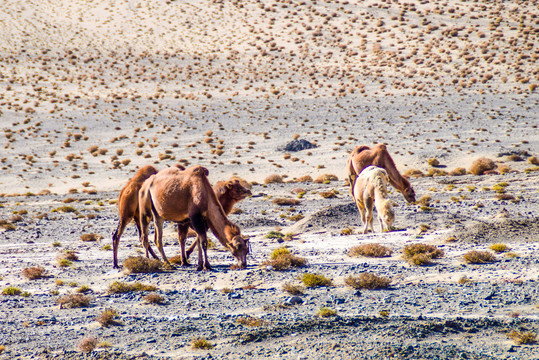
[{"left": 164, "top": 263, "right": 176, "bottom": 270}]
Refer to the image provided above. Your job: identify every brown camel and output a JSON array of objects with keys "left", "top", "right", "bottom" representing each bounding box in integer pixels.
[
  {"left": 138, "top": 165, "right": 249, "bottom": 271},
  {"left": 346, "top": 144, "right": 416, "bottom": 203},
  {"left": 111, "top": 164, "right": 185, "bottom": 268},
  {"left": 353, "top": 166, "right": 395, "bottom": 233}
]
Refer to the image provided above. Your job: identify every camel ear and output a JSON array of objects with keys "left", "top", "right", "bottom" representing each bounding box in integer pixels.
[
  {"left": 241, "top": 235, "right": 250, "bottom": 242},
  {"left": 226, "top": 182, "right": 233, "bottom": 189}
]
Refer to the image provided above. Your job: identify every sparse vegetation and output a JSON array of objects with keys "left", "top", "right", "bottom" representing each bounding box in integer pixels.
[
  {"left": 143, "top": 293, "right": 165, "bottom": 305},
  {"left": 349, "top": 244, "right": 393, "bottom": 258},
  {"left": 507, "top": 330, "right": 536, "bottom": 345},
  {"left": 22, "top": 266, "right": 47, "bottom": 280},
  {"left": 80, "top": 233, "right": 103, "bottom": 242},
  {"left": 282, "top": 282, "right": 305, "bottom": 295},
  {"left": 264, "top": 174, "right": 283, "bottom": 184},
  {"left": 344, "top": 273, "right": 391, "bottom": 290},
  {"left": 2, "top": 286, "right": 22, "bottom": 296},
  {"left": 78, "top": 337, "right": 98, "bottom": 352},
  {"left": 301, "top": 273, "right": 333, "bottom": 288},
  {"left": 272, "top": 198, "right": 300, "bottom": 206},
  {"left": 469, "top": 157, "right": 496, "bottom": 175},
  {"left": 265, "top": 230, "right": 284, "bottom": 240},
  {"left": 96, "top": 308, "right": 120, "bottom": 326},
  {"left": 490, "top": 244, "right": 510, "bottom": 253},
  {"left": 57, "top": 294, "right": 91, "bottom": 308},
  {"left": 191, "top": 338, "right": 214, "bottom": 350},
  {"left": 262, "top": 247, "right": 307, "bottom": 270},
  {"left": 107, "top": 281, "right": 158, "bottom": 294},
  {"left": 235, "top": 316, "right": 266, "bottom": 327},
  {"left": 463, "top": 251, "right": 496, "bottom": 264},
  {"left": 403, "top": 243, "right": 444, "bottom": 266},
  {"left": 317, "top": 307, "right": 338, "bottom": 318},
  {"left": 123, "top": 256, "right": 162, "bottom": 274}
]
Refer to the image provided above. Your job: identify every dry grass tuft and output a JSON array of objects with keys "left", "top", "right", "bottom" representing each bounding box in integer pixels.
[
  {"left": 301, "top": 273, "right": 333, "bottom": 288},
  {"left": 319, "top": 190, "right": 338, "bottom": 199},
  {"left": 143, "top": 292, "right": 165, "bottom": 305},
  {"left": 529, "top": 156, "right": 539, "bottom": 165},
  {"left": 262, "top": 247, "right": 307, "bottom": 270},
  {"left": 403, "top": 244, "right": 444, "bottom": 266},
  {"left": 78, "top": 337, "right": 98, "bottom": 352},
  {"left": 507, "top": 330, "right": 536, "bottom": 345},
  {"left": 2, "top": 286, "right": 21, "bottom": 296},
  {"left": 403, "top": 169, "right": 424, "bottom": 178},
  {"left": 96, "top": 308, "right": 120, "bottom": 326},
  {"left": 344, "top": 273, "right": 391, "bottom": 290},
  {"left": 107, "top": 281, "right": 158, "bottom": 294},
  {"left": 282, "top": 282, "right": 305, "bottom": 295},
  {"left": 191, "top": 338, "right": 214, "bottom": 350},
  {"left": 463, "top": 251, "right": 496, "bottom": 264},
  {"left": 469, "top": 157, "right": 496, "bottom": 175},
  {"left": 489, "top": 244, "right": 510, "bottom": 253},
  {"left": 80, "top": 233, "right": 103, "bottom": 242},
  {"left": 264, "top": 174, "right": 283, "bottom": 184},
  {"left": 294, "top": 175, "right": 313, "bottom": 183},
  {"left": 317, "top": 307, "right": 338, "bottom": 318},
  {"left": 123, "top": 256, "right": 162, "bottom": 274},
  {"left": 235, "top": 316, "right": 266, "bottom": 327},
  {"left": 349, "top": 244, "right": 393, "bottom": 258},
  {"left": 57, "top": 294, "right": 91, "bottom": 309},
  {"left": 448, "top": 167, "right": 466, "bottom": 176},
  {"left": 22, "top": 266, "right": 47, "bottom": 280},
  {"left": 314, "top": 174, "right": 339, "bottom": 184},
  {"left": 272, "top": 198, "right": 300, "bottom": 206}
]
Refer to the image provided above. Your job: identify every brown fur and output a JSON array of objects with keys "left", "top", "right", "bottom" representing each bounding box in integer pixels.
[
  {"left": 111, "top": 164, "right": 185, "bottom": 268},
  {"left": 346, "top": 144, "right": 416, "bottom": 203},
  {"left": 138, "top": 166, "right": 249, "bottom": 271},
  {"left": 353, "top": 166, "right": 395, "bottom": 233}
]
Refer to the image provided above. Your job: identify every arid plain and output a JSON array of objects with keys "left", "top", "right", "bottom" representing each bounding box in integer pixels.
[{"left": 0, "top": 0, "right": 538, "bottom": 359}]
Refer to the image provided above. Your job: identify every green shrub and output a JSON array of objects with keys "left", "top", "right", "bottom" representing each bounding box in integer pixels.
[{"left": 301, "top": 273, "right": 333, "bottom": 288}]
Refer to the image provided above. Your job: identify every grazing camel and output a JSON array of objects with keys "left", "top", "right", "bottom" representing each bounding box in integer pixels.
[
  {"left": 138, "top": 165, "right": 249, "bottom": 271},
  {"left": 346, "top": 144, "right": 416, "bottom": 203},
  {"left": 353, "top": 166, "right": 395, "bottom": 234},
  {"left": 111, "top": 164, "right": 185, "bottom": 268}
]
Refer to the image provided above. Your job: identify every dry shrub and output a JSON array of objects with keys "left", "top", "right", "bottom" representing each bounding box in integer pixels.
[
  {"left": 341, "top": 227, "right": 353, "bottom": 235},
  {"left": 191, "top": 338, "right": 214, "bottom": 350},
  {"left": 349, "top": 244, "right": 393, "bottom": 258},
  {"left": 2, "top": 286, "right": 21, "bottom": 296},
  {"left": 344, "top": 273, "right": 391, "bottom": 290},
  {"left": 315, "top": 174, "right": 339, "bottom": 183},
  {"left": 319, "top": 190, "right": 337, "bottom": 199},
  {"left": 59, "top": 250, "right": 79, "bottom": 262},
  {"left": 282, "top": 282, "right": 305, "bottom": 295},
  {"left": 490, "top": 244, "right": 510, "bottom": 253},
  {"left": 272, "top": 198, "right": 300, "bottom": 206},
  {"left": 497, "top": 164, "right": 512, "bottom": 174},
  {"left": 263, "top": 247, "right": 307, "bottom": 270},
  {"left": 469, "top": 157, "right": 496, "bottom": 175},
  {"left": 426, "top": 168, "right": 447, "bottom": 177},
  {"left": 57, "top": 294, "right": 91, "bottom": 309},
  {"left": 427, "top": 158, "right": 440, "bottom": 167},
  {"left": 143, "top": 293, "right": 165, "bottom": 305},
  {"left": 529, "top": 156, "right": 539, "bottom": 165},
  {"left": 317, "top": 307, "right": 338, "bottom": 318},
  {"left": 264, "top": 174, "right": 283, "bottom": 184},
  {"left": 403, "top": 169, "right": 424, "bottom": 178},
  {"left": 448, "top": 167, "right": 466, "bottom": 176},
  {"left": 96, "top": 308, "right": 119, "bottom": 326},
  {"left": 80, "top": 233, "right": 103, "bottom": 242},
  {"left": 235, "top": 316, "right": 266, "bottom": 327},
  {"left": 78, "top": 337, "right": 97, "bottom": 352},
  {"left": 22, "top": 266, "right": 47, "bottom": 280},
  {"left": 301, "top": 273, "right": 333, "bottom": 288},
  {"left": 417, "top": 195, "right": 432, "bottom": 206},
  {"left": 294, "top": 175, "right": 313, "bottom": 183},
  {"left": 403, "top": 244, "right": 444, "bottom": 266},
  {"left": 495, "top": 193, "right": 515, "bottom": 201},
  {"left": 507, "top": 330, "right": 536, "bottom": 345},
  {"left": 123, "top": 256, "right": 162, "bottom": 274},
  {"left": 463, "top": 251, "right": 495, "bottom": 264},
  {"left": 107, "top": 281, "right": 158, "bottom": 294}
]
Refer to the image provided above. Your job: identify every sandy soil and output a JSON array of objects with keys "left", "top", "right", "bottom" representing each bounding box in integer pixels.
[{"left": 0, "top": 0, "right": 538, "bottom": 359}]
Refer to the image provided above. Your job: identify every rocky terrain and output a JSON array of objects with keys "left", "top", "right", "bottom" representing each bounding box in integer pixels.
[{"left": 0, "top": 0, "right": 538, "bottom": 359}]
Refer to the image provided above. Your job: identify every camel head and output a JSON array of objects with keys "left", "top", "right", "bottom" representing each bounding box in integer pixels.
[
  {"left": 225, "top": 225, "right": 249, "bottom": 269},
  {"left": 403, "top": 186, "right": 416, "bottom": 204},
  {"left": 226, "top": 180, "right": 252, "bottom": 201}
]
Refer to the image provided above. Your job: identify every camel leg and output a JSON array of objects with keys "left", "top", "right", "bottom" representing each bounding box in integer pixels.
[
  {"left": 364, "top": 197, "right": 374, "bottom": 234},
  {"left": 153, "top": 215, "right": 173, "bottom": 270},
  {"left": 177, "top": 222, "right": 190, "bottom": 266},
  {"left": 185, "top": 235, "right": 198, "bottom": 260},
  {"left": 190, "top": 213, "right": 211, "bottom": 271},
  {"left": 139, "top": 213, "right": 152, "bottom": 261},
  {"left": 112, "top": 219, "right": 127, "bottom": 269},
  {"left": 134, "top": 215, "right": 159, "bottom": 260}
]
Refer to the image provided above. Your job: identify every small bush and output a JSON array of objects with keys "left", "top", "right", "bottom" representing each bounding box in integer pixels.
[
  {"left": 61, "top": 250, "right": 79, "bottom": 261},
  {"left": 123, "top": 256, "right": 162, "bottom": 274},
  {"left": 469, "top": 157, "right": 496, "bottom": 175},
  {"left": 77, "top": 285, "right": 92, "bottom": 294},
  {"left": 507, "top": 330, "right": 536, "bottom": 345},
  {"left": 272, "top": 198, "right": 300, "bottom": 206},
  {"left": 448, "top": 167, "right": 466, "bottom": 176},
  {"left": 301, "top": 273, "right": 333, "bottom": 288},
  {"left": 235, "top": 316, "right": 266, "bottom": 327},
  {"left": 341, "top": 227, "right": 353, "bottom": 235},
  {"left": 463, "top": 251, "right": 495, "bottom": 264},
  {"left": 265, "top": 231, "right": 284, "bottom": 239},
  {"left": 2, "top": 286, "right": 21, "bottom": 296},
  {"left": 403, "top": 169, "right": 424, "bottom": 178},
  {"left": 107, "top": 281, "right": 158, "bottom": 294},
  {"left": 458, "top": 276, "right": 473, "bottom": 285},
  {"left": 489, "top": 244, "right": 510, "bottom": 253},
  {"left": 57, "top": 294, "right": 91, "bottom": 309},
  {"left": 427, "top": 158, "right": 440, "bottom": 167},
  {"left": 282, "top": 282, "right": 305, "bottom": 295},
  {"left": 191, "top": 338, "right": 214, "bottom": 350},
  {"left": 417, "top": 195, "right": 432, "bottom": 207},
  {"left": 22, "top": 266, "right": 47, "bottom": 280},
  {"left": 317, "top": 307, "right": 338, "bottom": 318},
  {"left": 344, "top": 273, "right": 391, "bottom": 290},
  {"left": 78, "top": 337, "right": 98, "bottom": 352},
  {"left": 80, "top": 233, "right": 103, "bottom": 242},
  {"left": 315, "top": 174, "right": 339, "bottom": 184},
  {"left": 403, "top": 244, "right": 444, "bottom": 266},
  {"left": 295, "top": 175, "right": 313, "bottom": 183},
  {"left": 319, "top": 190, "right": 338, "bottom": 199},
  {"left": 349, "top": 244, "right": 393, "bottom": 258},
  {"left": 264, "top": 174, "right": 283, "bottom": 184},
  {"left": 263, "top": 247, "right": 307, "bottom": 270},
  {"left": 408, "top": 253, "right": 433, "bottom": 266},
  {"left": 529, "top": 156, "right": 539, "bottom": 165},
  {"left": 96, "top": 308, "right": 120, "bottom": 326},
  {"left": 143, "top": 293, "right": 165, "bottom": 305},
  {"left": 58, "top": 258, "right": 73, "bottom": 267}
]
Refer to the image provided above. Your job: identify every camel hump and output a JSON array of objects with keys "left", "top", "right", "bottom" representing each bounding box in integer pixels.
[
  {"left": 353, "top": 145, "right": 370, "bottom": 155},
  {"left": 191, "top": 165, "right": 209, "bottom": 177},
  {"left": 376, "top": 143, "right": 387, "bottom": 152}
]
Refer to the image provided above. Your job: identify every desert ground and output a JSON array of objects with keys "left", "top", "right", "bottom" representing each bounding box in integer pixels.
[{"left": 0, "top": 0, "right": 538, "bottom": 359}]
